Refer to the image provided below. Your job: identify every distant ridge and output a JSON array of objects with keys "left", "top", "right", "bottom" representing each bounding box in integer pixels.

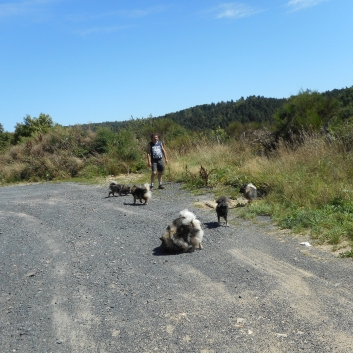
[
  {"left": 80, "top": 86, "right": 353, "bottom": 131},
  {"left": 81, "top": 95, "right": 287, "bottom": 131}
]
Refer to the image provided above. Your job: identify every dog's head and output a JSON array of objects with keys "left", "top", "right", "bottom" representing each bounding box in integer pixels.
[
  {"left": 216, "top": 196, "right": 228, "bottom": 203},
  {"left": 216, "top": 196, "right": 228, "bottom": 208},
  {"left": 239, "top": 184, "right": 247, "bottom": 194},
  {"left": 122, "top": 185, "right": 131, "bottom": 194}
]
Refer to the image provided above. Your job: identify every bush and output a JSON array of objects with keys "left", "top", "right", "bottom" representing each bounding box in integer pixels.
[
  {"left": 94, "top": 127, "right": 117, "bottom": 154},
  {"left": 13, "top": 113, "right": 54, "bottom": 144},
  {"left": 274, "top": 90, "right": 340, "bottom": 142}
]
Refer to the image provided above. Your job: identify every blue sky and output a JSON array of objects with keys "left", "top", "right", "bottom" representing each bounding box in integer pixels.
[{"left": 1, "top": 0, "right": 352, "bottom": 132}]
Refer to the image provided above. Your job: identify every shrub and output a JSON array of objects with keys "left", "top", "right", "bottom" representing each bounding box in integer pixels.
[
  {"left": 93, "top": 127, "right": 117, "bottom": 154},
  {"left": 13, "top": 113, "right": 54, "bottom": 144},
  {"left": 274, "top": 90, "right": 340, "bottom": 142}
]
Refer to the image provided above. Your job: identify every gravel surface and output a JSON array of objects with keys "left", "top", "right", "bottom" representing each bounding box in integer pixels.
[{"left": 0, "top": 182, "right": 352, "bottom": 352}]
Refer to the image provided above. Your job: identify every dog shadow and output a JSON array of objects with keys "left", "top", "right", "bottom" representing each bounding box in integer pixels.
[
  {"left": 204, "top": 221, "right": 221, "bottom": 229},
  {"left": 105, "top": 195, "right": 130, "bottom": 199},
  {"left": 123, "top": 202, "right": 148, "bottom": 206},
  {"left": 152, "top": 246, "right": 185, "bottom": 256}
]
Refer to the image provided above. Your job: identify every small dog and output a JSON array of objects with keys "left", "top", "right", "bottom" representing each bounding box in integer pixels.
[
  {"left": 120, "top": 185, "right": 131, "bottom": 195},
  {"left": 240, "top": 183, "right": 257, "bottom": 203},
  {"left": 108, "top": 182, "right": 122, "bottom": 197},
  {"left": 160, "top": 209, "right": 204, "bottom": 252},
  {"left": 108, "top": 183, "right": 131, "bottom": 197},
  {"left": 131, "top": 183, "right": 151, "bottom": 205},
  {"left": 216, "top": 196, "right": 229, "bottom": 226}
]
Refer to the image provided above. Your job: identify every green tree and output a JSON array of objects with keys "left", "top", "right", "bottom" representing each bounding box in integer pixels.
[
  {"left": 13, "top": 113, "right": 54, "bottom": 143},
  {"left": 93, "top": 127, "right": 117, "bottom": 154},
  {"left": 141, "top": 117, "right": 187, "bottom": 143},
  {"left": 274, "top": 90, "right": 340, "bottom": 141},
  {"left": 116, "top": 129, "right": 140, "bottom": 161},
  {"left": 0, "top": 123, "right": 11, "bottom": 150}
]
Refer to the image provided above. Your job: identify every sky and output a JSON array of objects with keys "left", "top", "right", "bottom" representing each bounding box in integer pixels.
[{"left": 1, "top": 0, "right": 352, "bottom": 132}]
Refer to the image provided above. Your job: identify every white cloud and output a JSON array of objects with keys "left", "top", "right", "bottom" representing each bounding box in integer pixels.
[
  {"left": 75, "top": 24, "right": 134, "bottom": 37},
  {"left": 0, "top": 0, "right": 59, "bottom": 18},
  {"left": 75, "top": 26, "right": 118, "bottom": 36},
  {"left": 204, "top": 2, "right": 263, "bottom": 20},
  {"left": 286, "top": 0, "right": 329, "bottom": 11},
  {"left": 118, "top": 6, "right": 167, "bottom": 19},
  {"left": 0, "top": 1, "right": 31, "bottom": 17},
  {"left": 65, "top": 6, "right": 167, "bottom": 23},
  {"left": 66, "top": 6, "right": 167, "bottom": 36}
]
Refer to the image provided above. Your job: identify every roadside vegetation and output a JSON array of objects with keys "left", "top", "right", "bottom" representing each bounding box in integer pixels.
[{"left": 1, "top": 87, "right": 353, "bottom": 256}]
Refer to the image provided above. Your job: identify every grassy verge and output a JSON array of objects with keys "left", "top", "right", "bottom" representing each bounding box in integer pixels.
[{"left": 167, "top": 134, "right": 353, "bottom": 256}]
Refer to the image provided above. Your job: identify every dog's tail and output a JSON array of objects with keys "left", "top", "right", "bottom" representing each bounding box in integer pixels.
[{"left": 144, "top": 183, "right": 152, "bottom": 200}]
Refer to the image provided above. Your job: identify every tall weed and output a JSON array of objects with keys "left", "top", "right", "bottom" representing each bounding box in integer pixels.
[{"left": 167, "top": 131, "right": 353, "bottom": 247}]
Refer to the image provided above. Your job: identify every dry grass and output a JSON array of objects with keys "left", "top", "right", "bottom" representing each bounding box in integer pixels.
[
  {"left": 168, "top": 132, "right": 353, "bottom": 250},
  {"left": 0, "top": 125, "right": 147, "bottom": 184},
  {"left": 168, "top": 139, "right": 254, "bottom": 182}
]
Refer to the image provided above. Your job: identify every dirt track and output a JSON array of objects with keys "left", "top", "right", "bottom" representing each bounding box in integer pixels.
[{"left": 0, "top": 182, "right": 352, "bottom": 352}]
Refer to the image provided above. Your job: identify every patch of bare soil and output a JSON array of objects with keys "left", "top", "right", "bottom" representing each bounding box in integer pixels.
[
  {"left": 100, "top": 173, "right": 146, "bottom": 187},
  {"left": 193, "top": 198, "right": 248, "bottom": 210},
  {"left": 316, "top": 240, "right": 352, "bottom": 257}
]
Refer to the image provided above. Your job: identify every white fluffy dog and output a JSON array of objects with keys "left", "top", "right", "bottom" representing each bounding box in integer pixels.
[
  {"left": 160, "top": 209, "right": 204, "bottom": 252},
  {"left": 240, "top": 183, "right": 257, "bottom": 203}
]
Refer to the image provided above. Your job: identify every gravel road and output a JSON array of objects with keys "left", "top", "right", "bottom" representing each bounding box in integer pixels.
[{"left": 1, "top": 182, "right": 352, "bottom": 353}]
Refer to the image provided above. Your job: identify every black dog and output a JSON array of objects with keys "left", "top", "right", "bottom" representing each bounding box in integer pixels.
[
  {"left": 216, "top": 196, "right": 229, "bottom": 226},
  {"left": 108, "top": 183, "right": 131, "bottom": 197}
]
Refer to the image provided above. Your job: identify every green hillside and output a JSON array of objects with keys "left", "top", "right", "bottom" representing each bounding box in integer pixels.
[{"left": 81, "top": 95, "right": 287, "bottom": 132}]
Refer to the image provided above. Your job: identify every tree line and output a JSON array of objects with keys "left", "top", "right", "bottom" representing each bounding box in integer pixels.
[{"left": 1, "top": 86, "right": 353, "bottom": 150}]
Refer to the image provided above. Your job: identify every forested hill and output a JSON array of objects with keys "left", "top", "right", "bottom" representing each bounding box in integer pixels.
[
  {"left": 84, "top": 95, "right": 287, "bottom": 131},
  {"left": 160, "top": 96, "right": 287, "bottom": 130},
  {"left": 70, "top": 87, "right": 353, "bottom": 132}
]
